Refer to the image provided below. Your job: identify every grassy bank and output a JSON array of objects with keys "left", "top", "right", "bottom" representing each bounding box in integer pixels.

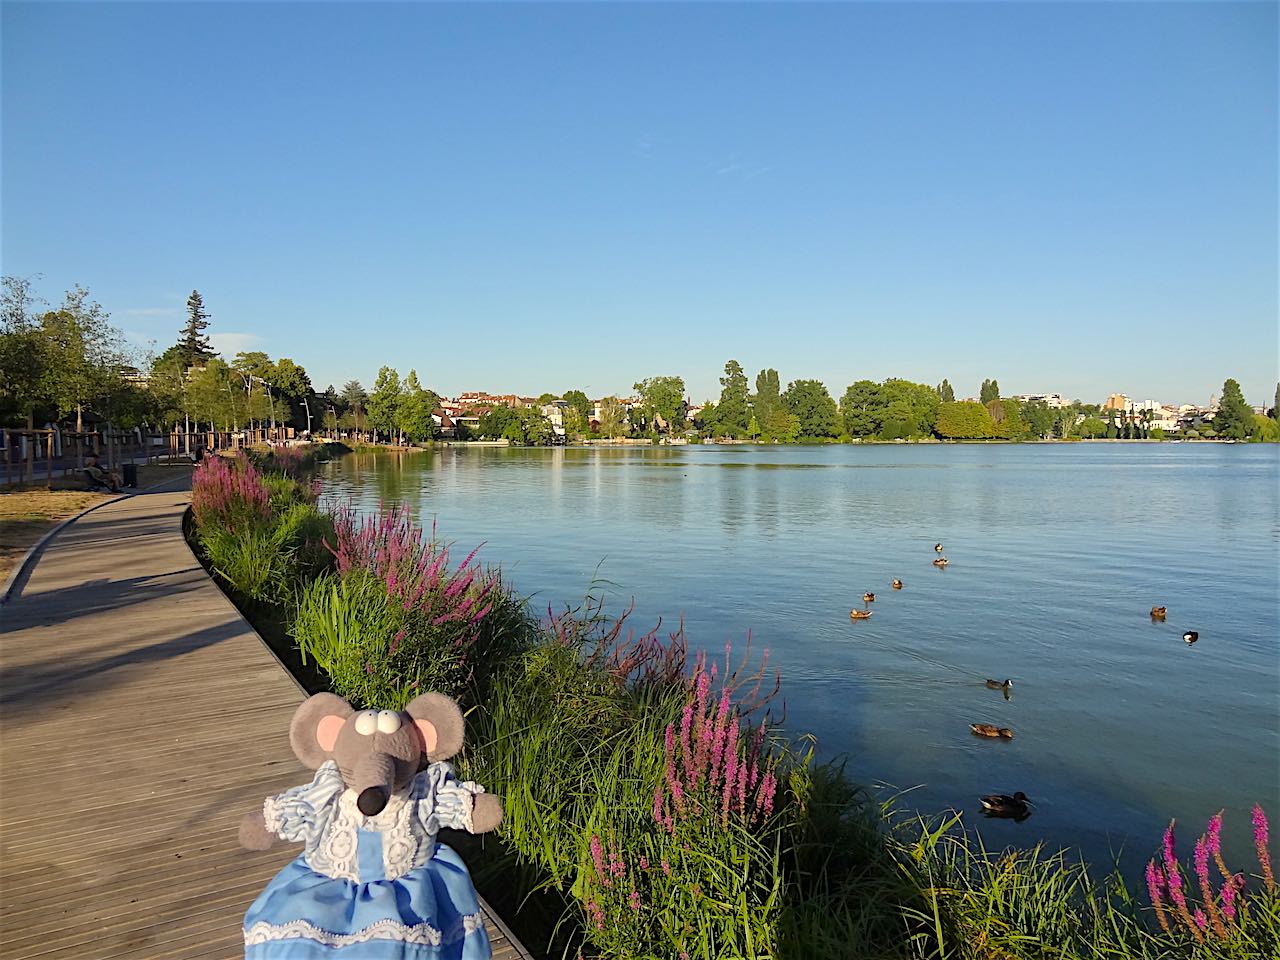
[{"left": 187, "top": 448, "right": 1278, "bottom": 960}]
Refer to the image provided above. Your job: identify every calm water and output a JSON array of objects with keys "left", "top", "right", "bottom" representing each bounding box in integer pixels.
[{"left": 320, "top": 443, "right": 1280, "bottom": 874}]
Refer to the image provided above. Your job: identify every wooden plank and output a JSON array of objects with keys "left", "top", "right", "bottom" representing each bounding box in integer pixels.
[{"left": 0, "top": 485, "right": 532, "bottom": 959}]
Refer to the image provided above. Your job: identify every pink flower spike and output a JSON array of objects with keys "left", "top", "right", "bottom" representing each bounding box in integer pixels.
[{"left": 1255, "top": 804, "right": 1275, "bottom": 891}]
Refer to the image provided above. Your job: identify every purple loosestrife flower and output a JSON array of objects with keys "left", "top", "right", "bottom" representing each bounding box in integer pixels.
[
  {"left": 1161, "top": 821, "right": 1203, "bottom": 942},
  {"left": 1195, "top": 836, "right": 1227, "bottom": 939},
  {"left": 590, "top": 835, "right": 610, "bottom": 887},
  {"left": 1146, "top": 859, "right": 1171, "bottom": 934},
  {"left": 1207, "top": 810, "right": 1232, "bottom": 881},
  {"left": 661, "top": 859, "right": 671, "bottom": 876},
  {"left": 1221, "top": 873, "right": 1242, "bottom": 923},
  {"left": 388, "top": 630, "right": 405, "bottom": 656},
  {"left": 1255, "top": 804, "right": 1275, "bottom": 891},
  {"left": 1193, "top": 909, "right": 1207, "bottom": 932},
  {"left": 628, "top": 890, "right": 640, "bottom": 911},
  {"left": 639, "top": 856, "right": 649, "bottom": 871}
]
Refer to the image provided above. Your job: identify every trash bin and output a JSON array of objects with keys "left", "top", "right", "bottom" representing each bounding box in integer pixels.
[{"left": 122, "top": 463, "right": 138, "bottom": 488}]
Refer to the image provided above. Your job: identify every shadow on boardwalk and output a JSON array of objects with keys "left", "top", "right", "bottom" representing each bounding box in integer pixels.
[{"left": 0, "top": 485, "right": 529, "bottom": 959}]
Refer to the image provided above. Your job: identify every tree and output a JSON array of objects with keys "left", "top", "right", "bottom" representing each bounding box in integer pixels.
[
  {"left": 397, "top": 370, "right": 437, "bottom": 442},
  {"left": 1271, "top": 383, "right": 1279, "bottom": 421},
  {"left": 783, "top": 379, "right": 840, "bottom": 438},
  {"left": 536, "top": 392, "right": 560, "bottom": 405},
  {"left": 879, "top": 379, "right": 939, "bottom": 437},
  {"left": 0, "top": 275, "right": 49, "bottom": 427},
  {"left": 1251, "top": 414, "right": 1279, "bottom": 442},
  {"left": 1214, "top": 378, "right": 1253, "bottom": 440},
  {"left": 992, "top": 399, "right": 1026, "bottom": 440},
  {"left": 979, "top": 379, "right": 1001, "bottom": 405},
  {"left": 367, "top": 366, "right": 402, "bottom": 441},
  {"left": 38, "top": 286, "right": 129, "bottom": 431},
  {"left": 597, "top": 397, "right": 628, "bottom": 439},
  {"left": 712, "top": 360, "right": 751, "bottom": 438},
  {"left": 341, "top": 380, "right": 368, "bottom": 409},
  {"left": 563, "top": 406, "right": 587, "bottom": 438},
  {"left": 753, "top": 369, "right": 782, "bottom": 435},
  {"left": 563, "top": 389, "right": 592, "bottom": 424},
  {"left": 1020, "top": 400, "right": 1054, "bottom": 440},
  {"left": 633, "top": 376, "right": 686, "bottom": 433},
  {"left": 839, "top": 380, "right": 882, "bottom": 437},
  {"left": 1078, "top": 417, "right": 1107, "bottom": 439},
  {"left": 937, "top": 379, "right": 955, "bottom": 403},
  {"left": 179, "top": 290, "right": 215, "bottom": 369},
  {"left": 935, "top": 401, "right": 994, "bottom": 439}
]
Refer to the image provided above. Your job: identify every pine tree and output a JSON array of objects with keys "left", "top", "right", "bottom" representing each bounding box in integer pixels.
[
  {"left": 938, "top": 379, "right": 955, "bottom": 403},
  {"left": 714, "top": 360, "right": 751, "bottom": 438},
  {"left": 179, "top": 290, "right": 214, "bottom": 368},
  {"left": 1214, "top": 378, "right": 1253, "bottom": 440}
]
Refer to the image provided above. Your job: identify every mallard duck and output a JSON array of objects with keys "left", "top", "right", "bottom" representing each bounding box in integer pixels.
[
  {"left": 863, "top": 592, "right": 876, "bottom": 603},
  {"left": 970, "top": 723, "right": 1014, "bottom": 739},
  {"left": 849, "top": 609, "right": 873, "bottom": 620},
  {"left": 892, "top": 579, "right": 903, "bottom": 589},
  {"left": 932, "top": 557, "right": 949, "bottom": 567},
  {"left": 1151, "top": 606, "right": 1167, "bottom": 620},
  {"left": 980, "top": 792, "right": 1031, "bottom": 818},
  {"left": 934, "top": 543, "right": 944, "bottom": 552},
  {"left": 1183, "top": 631, "right": 1199, "bottom": 645}
]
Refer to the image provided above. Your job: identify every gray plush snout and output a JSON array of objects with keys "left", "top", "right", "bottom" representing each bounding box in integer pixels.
[{"left": 352, "top": 751, "right": 397, "bottom": 816}]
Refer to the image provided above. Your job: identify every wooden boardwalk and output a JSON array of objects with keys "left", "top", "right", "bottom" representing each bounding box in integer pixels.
[{"left": 0, "top": 480, "right": 529, "bottom": 959}]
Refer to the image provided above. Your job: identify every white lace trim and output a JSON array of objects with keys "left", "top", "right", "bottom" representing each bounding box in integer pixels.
[{"left": 244, "top": 913, "right": 485, "bottom": 947}]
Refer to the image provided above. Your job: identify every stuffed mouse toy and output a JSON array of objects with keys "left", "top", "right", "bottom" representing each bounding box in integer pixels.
[{"left": 239, "top": 691, "right": 502, "bottom": 958}]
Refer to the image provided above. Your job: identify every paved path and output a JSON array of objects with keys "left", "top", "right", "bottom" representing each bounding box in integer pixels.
[{"left": 0, "top": 480, "right": 528, "bottom": 959}]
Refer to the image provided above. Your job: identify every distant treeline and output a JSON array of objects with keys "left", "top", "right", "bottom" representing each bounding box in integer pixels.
[{"left": 4, "top": 278, "right": 1276, "bottom": 443}]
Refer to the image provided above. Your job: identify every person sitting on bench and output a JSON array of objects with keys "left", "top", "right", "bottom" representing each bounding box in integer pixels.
[{"left": 83, "top": 454, "right": 123, "bottom": 492}]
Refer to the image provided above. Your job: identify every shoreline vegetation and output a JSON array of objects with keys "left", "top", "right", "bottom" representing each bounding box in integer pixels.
[{"left": 186, "top": 444, "right": 1278, "bottom": 959}]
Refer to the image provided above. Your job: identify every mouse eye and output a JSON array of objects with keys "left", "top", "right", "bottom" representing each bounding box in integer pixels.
[
  {"left": 354, "top": 711, "right": 378, "bottom": 736},
  {"left": 376, "top": 710, "right": 402, "bottom": 734}
]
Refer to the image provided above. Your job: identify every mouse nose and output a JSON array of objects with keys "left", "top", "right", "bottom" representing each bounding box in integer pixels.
[{"left": 357, "top": 786, "right": 388, "bottom": 816}]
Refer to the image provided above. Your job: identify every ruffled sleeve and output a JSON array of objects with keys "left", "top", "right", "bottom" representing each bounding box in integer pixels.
[
  {"left": 415, "top": 761, "right": 486, "bottom": 835},
  {"left": 262, "top": 760, "right": 345, "bottom": 844}
]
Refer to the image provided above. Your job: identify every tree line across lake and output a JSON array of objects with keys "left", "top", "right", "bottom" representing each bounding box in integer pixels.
[{"left": 2, "top": 278, "right": 1275, "bottom": 444}]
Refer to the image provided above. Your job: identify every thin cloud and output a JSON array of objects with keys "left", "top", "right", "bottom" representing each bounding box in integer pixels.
[
  {"left": 121, "top": 306, "right": 180, "bottom": 317},
  {"left": 210, "top": 331, "right": 264, "bottom": 356},
  {"left": 713, "top": 156, "right": 771, "bottom": 182}
]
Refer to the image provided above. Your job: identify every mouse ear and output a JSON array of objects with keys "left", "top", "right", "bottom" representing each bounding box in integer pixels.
[
  {"left": 290, "top": 693, "right": 354, "bottom": 768},
  {"left": 404, "top": 692, "right": 464, "bottom": 761}
]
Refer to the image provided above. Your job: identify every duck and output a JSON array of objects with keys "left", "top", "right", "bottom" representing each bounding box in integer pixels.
[
  {"left": 1151, "top": 606, "right": 1167, "bottom": 620},
  {"left": 970, "top": 723, "right": 1014, "bottom": 739},
  {"left": 892, "top": 579, "right": 904, "bottom": 589},
  {"left": 932, "top": 557, "right": 949, "bottom": 567},
  {"left": 985, "top": 678, "right": 1013, "bottom": 692},
  {"left": 934, "top": 543, "right": 944, "bottom": 552},
  {"left": 849, "top": 609, "right": 873, "bottom": 620},
  {"left": 1183, "top": 631, "right": 1199, "bottom": 645},
  {"left": 980, "top": 792, "right": 1031, "bottom": 818},
  {"left": 863, "top": 592, "right": 876, "bottom": 603}
]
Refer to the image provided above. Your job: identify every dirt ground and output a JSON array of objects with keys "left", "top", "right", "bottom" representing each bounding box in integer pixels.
[{"left": 0, "top": 464, "right": 192, "bottom": 583}]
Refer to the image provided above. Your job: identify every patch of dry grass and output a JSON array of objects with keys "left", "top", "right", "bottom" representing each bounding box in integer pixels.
[{"left": 0, "top": 489, "right": 111, "bottom": 582}]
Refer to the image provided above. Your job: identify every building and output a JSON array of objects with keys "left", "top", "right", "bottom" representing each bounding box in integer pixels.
[
  {"left": 540, "top": 401, "right": 569, "bottom": 437},
  {"left": 1010, "top": 393, "right": 1069, "bottom": 409},
  {"left": 1102, "top": 393, "right": 1130, "bottom": 412}
]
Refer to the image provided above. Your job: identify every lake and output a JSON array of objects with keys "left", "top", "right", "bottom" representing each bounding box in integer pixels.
[{"left": 319, "top": 442, "right": 1280, "bottom": 875}]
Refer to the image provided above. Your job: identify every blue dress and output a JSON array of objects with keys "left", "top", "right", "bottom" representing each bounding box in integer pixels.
[{"left": 244, "top": 761, "right": 492, "bottom": 959}]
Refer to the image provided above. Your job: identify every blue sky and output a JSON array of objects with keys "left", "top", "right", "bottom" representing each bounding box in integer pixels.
[{"left": 3, "top": 1, "right": 1276, "bottom": 406}]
